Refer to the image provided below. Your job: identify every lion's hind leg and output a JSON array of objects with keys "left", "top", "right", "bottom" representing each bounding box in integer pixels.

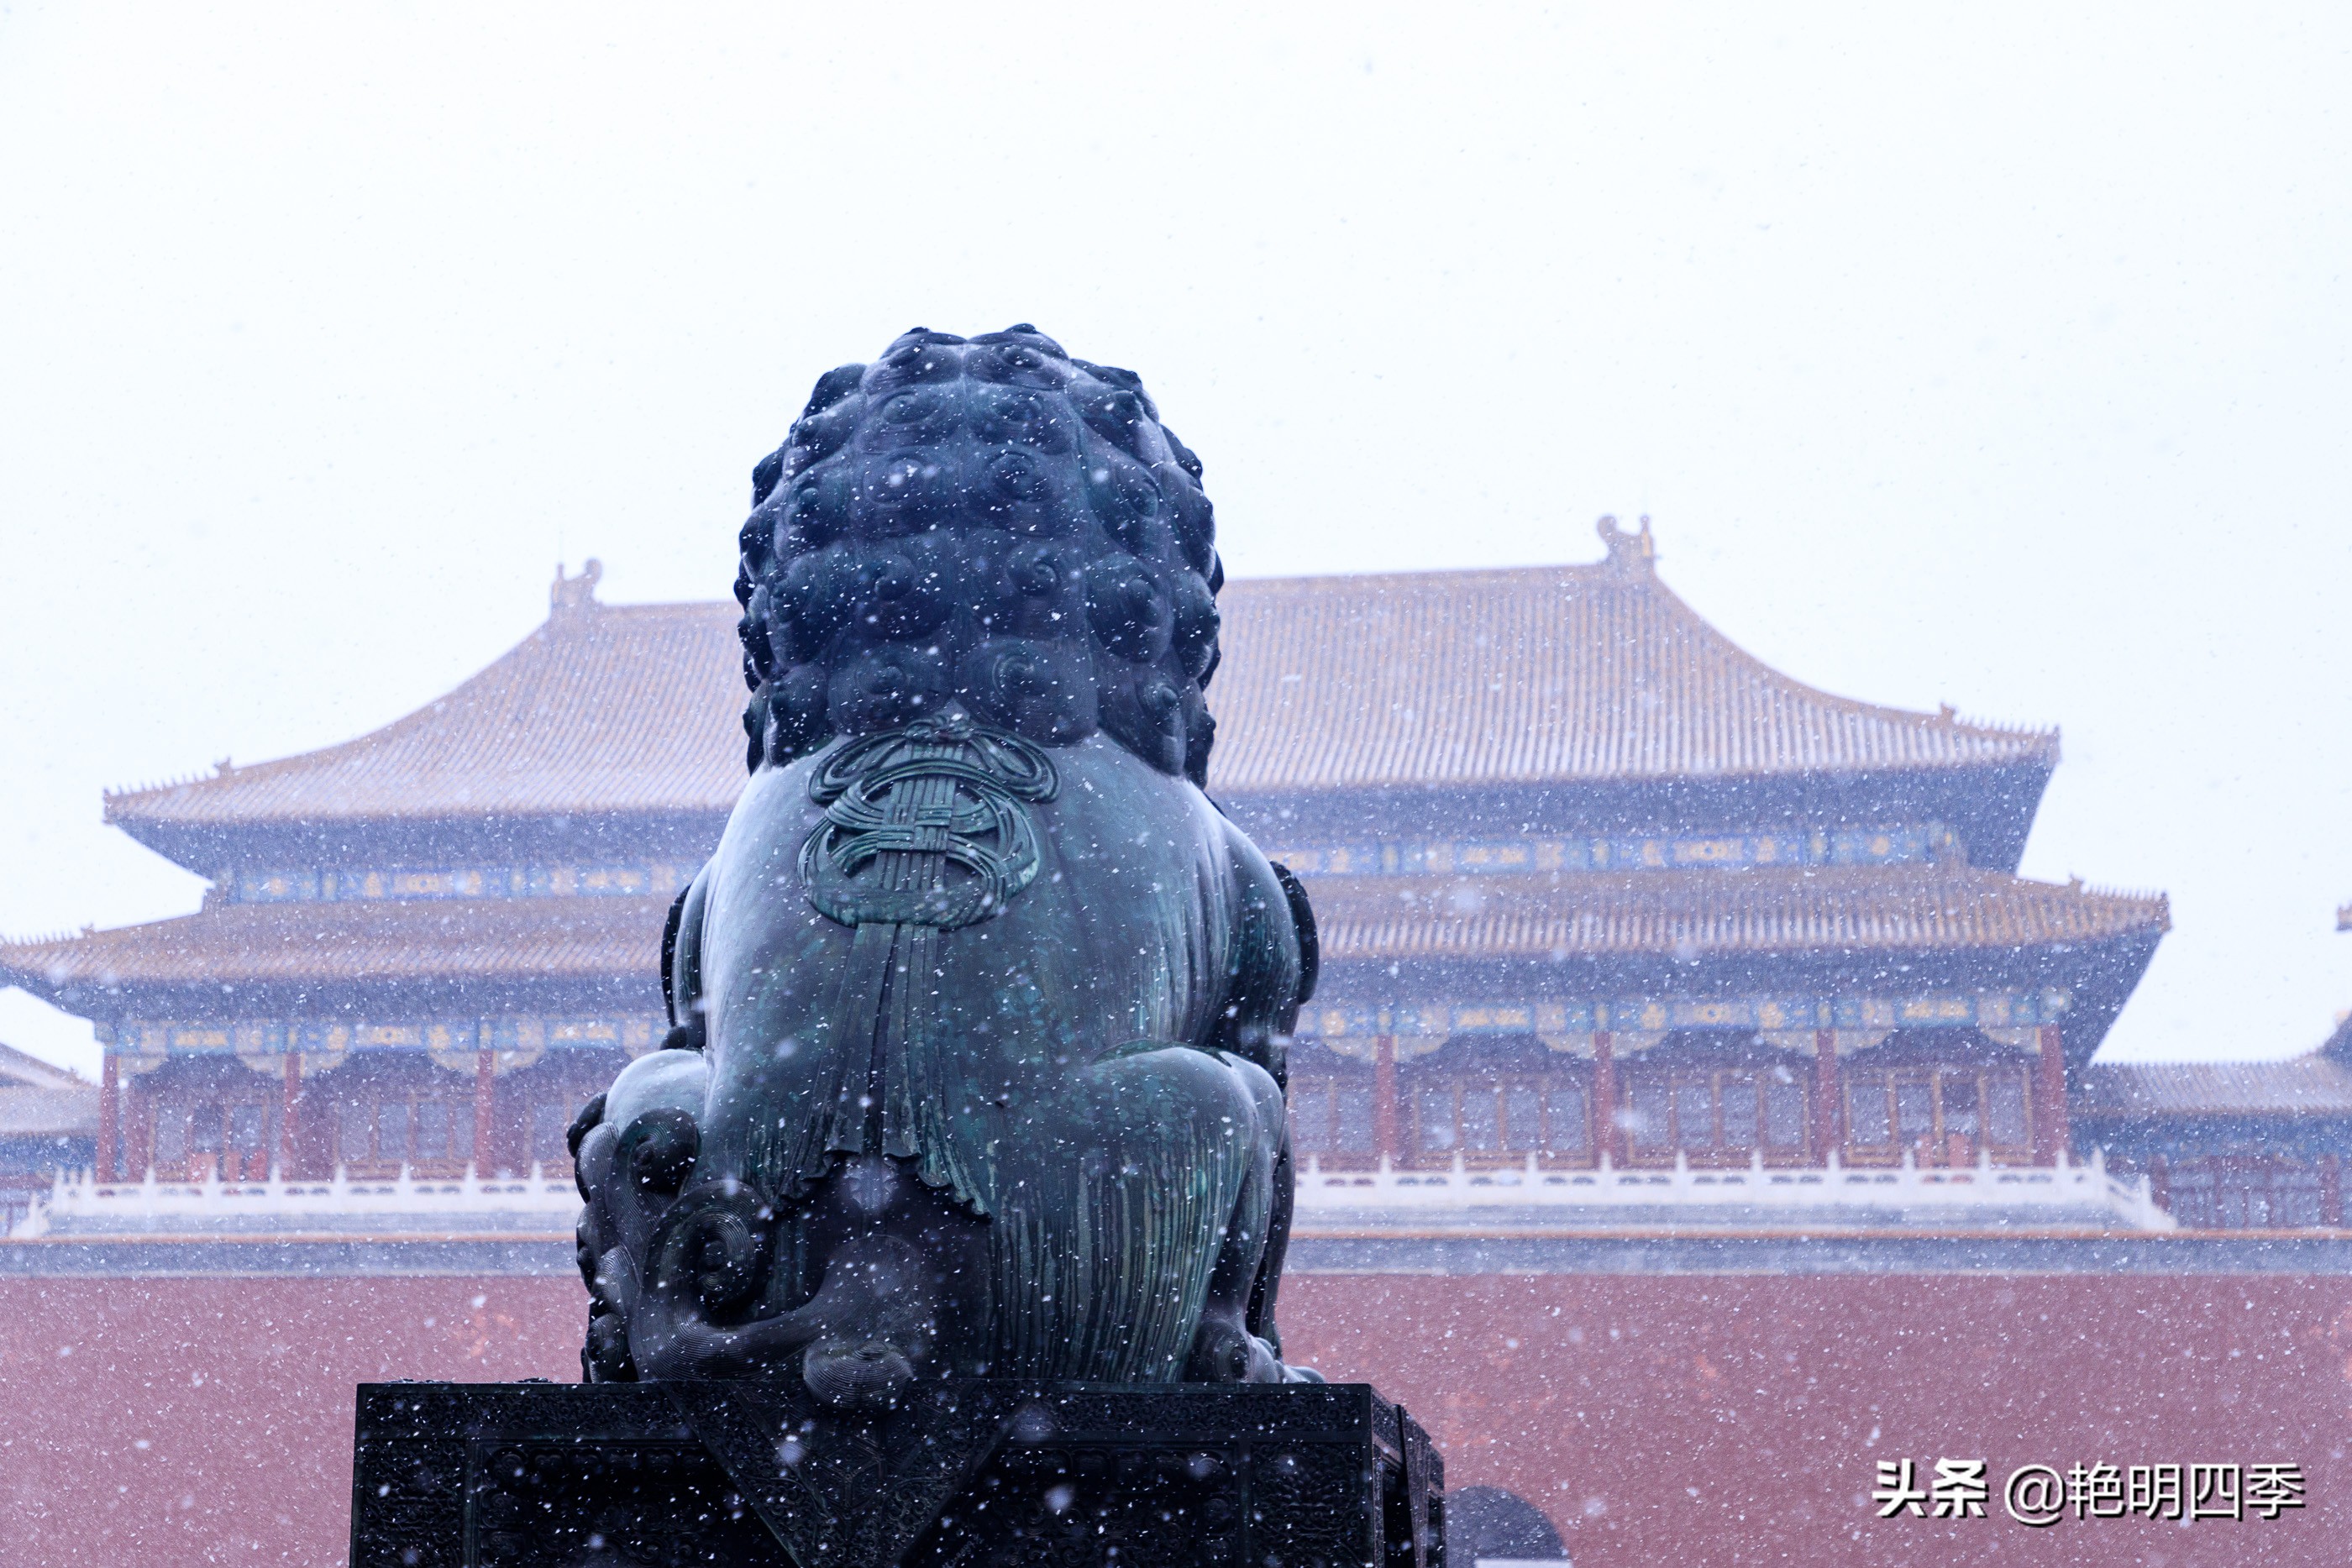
[
  {"left": 1180, "top": 1051, "right": 1293, "bottom": 1383},
  {"left": 980, "top": 1043, "right": 1275, "bottom": 1382}
]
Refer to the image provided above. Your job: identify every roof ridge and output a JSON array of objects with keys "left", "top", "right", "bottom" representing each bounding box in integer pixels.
[
  {"left": 1221, "top": 561, "right": 1613, "bottom": 592},
  {"left": 570, "top": 596, "right": 741, "bottom": 616}
]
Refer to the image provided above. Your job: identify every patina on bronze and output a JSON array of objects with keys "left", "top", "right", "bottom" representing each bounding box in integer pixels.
[
  {"left": 570, "top": 326, "right": 1319, "bottom": 1401},
  {"left": 350, "top": 329, "right": 1441, "bottom": 1568}
]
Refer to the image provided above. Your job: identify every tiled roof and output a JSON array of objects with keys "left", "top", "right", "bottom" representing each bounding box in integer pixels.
[
  {"left": 0, "top": 1085, "right": 97, "bottom": 1139},
  {"left": 0, "top": 899, "right": 665, "bottom": 991},
  {"left": 2, "top": 867, "right": 2166, "bottom": 999},
  {"left": 104, "top": 553, "right": 2055, "bottom": 836},
  {"left": 1207, "top": 558, "right": 2055, "bottom": 793},
  {"left": 0, "top": 1044, "right": 97, "bottom": 1138},
  {"left": 2074, "top": 1058, "right": 2352, "bottom": 1118},
  {"left": 1306, "top": 865, "right": 2167, "bottom": 963},
  {"left": 106, "top": 600, "right": 749, "bottom": 829}
]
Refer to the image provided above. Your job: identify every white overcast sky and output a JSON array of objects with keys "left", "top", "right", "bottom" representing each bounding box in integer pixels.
[{"left": 3, "top": 3, "right": 2348, "bottom": 1075}]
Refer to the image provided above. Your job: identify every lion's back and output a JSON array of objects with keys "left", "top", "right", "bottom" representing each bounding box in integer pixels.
[{"left": 693, "top": 736, "right": 1247, "bottom": 1206}]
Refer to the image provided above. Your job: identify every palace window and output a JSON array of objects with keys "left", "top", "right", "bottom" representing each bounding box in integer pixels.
[
  {"left": 1289, "top": 1078, "right": 1379, "bottom": 1156},
  {"left": 2164, "top": 1162, "right": 2325, "bottom": 1229},
  {"left": 337, "top": 1095, "right": 475, "bottom": 1169},
  {"left": 148, "top": 1098, "right": 275, "bottom": 1180},
  {"left": 1986, "top": 1072, "right": 2030, "bottom": 1146},
  {"left": 1410, "top": 1075, "right": 1589, "bottom": 1158},
  {"left": 1621, "top": 1066, "right": 1808, "bottom": 1156},
  {"left": 530, "top": 1100, "right": 575, "bottom": 1168},
  {"left": 1843, "top": 1065, "right": 2030, "bottom": 1159}
]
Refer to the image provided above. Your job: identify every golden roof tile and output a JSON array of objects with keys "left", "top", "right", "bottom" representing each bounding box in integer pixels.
[
  {"left": 107, "top": 601, "right": 748, "bottom": 828},
  {"left": 1305, "top": 865, "right": 2166, "bottom": 962},
  {"left": 2074, "top": 1058, "right": 2352, "bottom": 1117},
  {"left": 102, "top": 558, "right": 2055, "bottom": 835},
  {"left": 0, "top": 867, "right": 2164, "bottom": 996},
  {"left": 1210, "top": 564, "right": 2055, "bottom": 793},
  {"left": 0, "top": 898, "right": 664, "bottom": 989}
]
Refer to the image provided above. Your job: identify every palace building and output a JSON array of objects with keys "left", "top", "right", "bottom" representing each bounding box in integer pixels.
[
  {"left": 2071, "top": 926, "right": 2352, "bottom": 1228},
  {"left": 3, "top": 519, "right": 2197, "bottom": 1219},
  {"left": 14, "top": 522, "right": 2352, "bottom": 1568},
  {"left": 0, "top": 1043, "right": 94, "bottom": 1233}
]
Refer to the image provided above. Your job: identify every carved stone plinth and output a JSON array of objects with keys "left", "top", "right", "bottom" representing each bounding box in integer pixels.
[{"left": 350, "top": 1380, "right": 1443, "bottom": 1568}]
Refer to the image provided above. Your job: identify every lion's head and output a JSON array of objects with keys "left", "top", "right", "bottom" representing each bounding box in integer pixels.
[{"left": 732, "top": 326, "right": 1224, "bottom": 784}]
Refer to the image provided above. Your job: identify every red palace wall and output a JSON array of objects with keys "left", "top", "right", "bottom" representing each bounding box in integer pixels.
[{"left": 4, "top": 1272, "right": 2348, "bottom": 1567}]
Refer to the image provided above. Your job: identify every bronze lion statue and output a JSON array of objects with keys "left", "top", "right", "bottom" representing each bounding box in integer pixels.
[{"left": 569, "top": 327, "right": 1318, "bottom": 1403}]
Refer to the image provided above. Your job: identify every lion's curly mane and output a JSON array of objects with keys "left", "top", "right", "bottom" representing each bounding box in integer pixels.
[{"left": 732, "top": 325, "right": 1225, "bottom": 785}]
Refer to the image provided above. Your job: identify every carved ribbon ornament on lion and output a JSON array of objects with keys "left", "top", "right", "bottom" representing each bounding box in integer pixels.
[{"left": 800, "top": 716, "right": 1059, "bottom": 931}]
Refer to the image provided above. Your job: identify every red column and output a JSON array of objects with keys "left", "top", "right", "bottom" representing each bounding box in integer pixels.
[
  {"left": 1371, "top": 1037, "right": 1399, "bottom": 1164},
  {"left": 474, "top": 1050, "right": 499, "bottom": 1175},
  {"left": 1592, "top": 1031, "right": 1618, "bottom": 1164},
  {"left": 279, "top": 1054, "right": 302, "bottom": 1177},
  {"left": 2150, "top": 1154, "right": 2171, "bottom": 1216},
  {"left": 97, "top": 1053, "right": 119, "bottom": 1183},
  {"left": 125, "top": 1079, "right": 154, "bottom": 1178},
  {"left": 1812, "top": 1030, "right": 1840, "bottom": 1162},
  {"left": 2321, "top": 1155, "right": 2343, "bottom": 1229},
  {"left": 2034, "top": 1024, "right": 2071, "bottom": 1166}
]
